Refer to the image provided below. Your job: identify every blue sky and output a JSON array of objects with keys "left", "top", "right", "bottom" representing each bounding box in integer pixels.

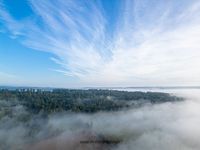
[{"left": 1, "top": 0, "right": 200, "bottom": 87}]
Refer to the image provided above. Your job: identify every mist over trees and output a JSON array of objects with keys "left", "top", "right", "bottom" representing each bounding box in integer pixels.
[{"left": 0, "top": 88, "right": 184, "bottom": 150}]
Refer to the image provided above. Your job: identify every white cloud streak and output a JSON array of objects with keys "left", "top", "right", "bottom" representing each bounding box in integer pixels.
[
  {"left": 1, "top": 0, "right": 200, "bottom": 86},
  {"left": 0, "top": 71, "right": 16, "bottom": 78}
]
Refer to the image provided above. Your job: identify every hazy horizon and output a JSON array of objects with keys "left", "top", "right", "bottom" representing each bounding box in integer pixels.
[{"left": 2, "top": 85, "right": 200, "bottom": 89}]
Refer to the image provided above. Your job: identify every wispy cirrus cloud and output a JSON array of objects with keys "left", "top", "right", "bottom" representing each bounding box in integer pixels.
[
  {"left": 1, "top": 0, "right": 200, "bottom": 86},
  {"left": 0, "top": 71, "right": 19, "bottom": 86},
  {"left": 0, "top": 71, "right": 16, "bottom": 78}
]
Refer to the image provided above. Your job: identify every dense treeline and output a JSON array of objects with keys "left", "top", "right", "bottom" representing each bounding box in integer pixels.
[{"left": 0, "top": 89, "right": 182, "bottom": 114}]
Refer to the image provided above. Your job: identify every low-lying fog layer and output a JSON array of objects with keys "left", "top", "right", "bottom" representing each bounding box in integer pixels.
[{"left": 1, "top": 89, "right": 200, "bottom": 150}]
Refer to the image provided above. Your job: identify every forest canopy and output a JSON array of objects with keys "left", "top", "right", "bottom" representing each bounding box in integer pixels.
[{"left": 0, "top": 89, "right": 182, "bottom": 114}]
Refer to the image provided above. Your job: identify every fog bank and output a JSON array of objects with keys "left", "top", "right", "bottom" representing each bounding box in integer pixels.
[{"left": 0, "top": 89, "right": 200, "bottom": 150}]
